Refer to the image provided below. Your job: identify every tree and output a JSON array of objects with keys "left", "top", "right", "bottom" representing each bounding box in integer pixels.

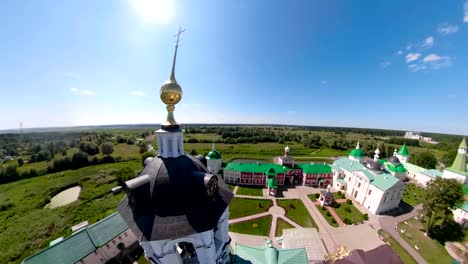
[
  {"left": 138, "top": 142, "right": 149, "bottom": 154},
  {"left": 423, "top": 177, "right": 464, "bottom": 235},
  {"left": 116, "top": 166, "right": 136, "bottom": 185},
  {"left": 413, "top": 151, "right": 437, "bottom": 169},
  {"left": 17, "top": 158, "right": 24, "bottom": 167},
  {"left": 441, "top": 150, "right": 457, "bottom": 167},
  {"left": 71, "top": 151, "right": 89, "bottom": 169},
  {"left": 101, "top": 142, "right": 114, "bottom": 156},
  {"left": 141, "top": 151, "right": 154, "bottom": 166}
]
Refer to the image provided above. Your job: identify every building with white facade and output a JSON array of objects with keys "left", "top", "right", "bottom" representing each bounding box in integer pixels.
[
  {"left": 453, "top": 202, "right": 468, "bottom": 228},
  {"left": 404, "top": 131, "right": 438, "bottom": 144},
  {"left": 404, "top": 162, "right": 442, "bottom": 187},
  {"left": 331, "top": 144, "right": 406, "bottom": 215},
  {"left": 442, "top": 138, "right": 468, "bottom": 184}
]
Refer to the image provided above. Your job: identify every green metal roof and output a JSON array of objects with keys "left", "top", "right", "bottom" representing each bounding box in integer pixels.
[
  {"left": 337, "top": 178, "right": 346, "bottom": 184},
  {"left": 359, "top": 170, "right": 376, "bottom": 181},
  {"left": 234, "top": 243, "right": 308, "bottom": 264},
  {"left": 460, "top": 137, "right": 467, "bottom": 149},
  {"left": 387, "top": 164, "right": 407, "bottom": 173},
  {"left": 403, "top": 162, "right": 425, "bottom": 174},
  {"left": 397, "top": 144, "right": 409, "bottom": 156},
  {"left": 22, "top": 229, "right": 96, "bottom": 264},
  {"left": 460, "top": 202, "right": 468, "bottom": 212},
  {"left": 318, "top": 179, "right": 324, "bottom": 183},
  {"left": 370, "top": 173, "right": 400, "bottom": 191},
  {"left": 87, "top": 212, "right": 128, "bottom": 247},
  {"left": 268, "top": 177, "right": 278, "bottom": 189},
  {"left": 463, "top": 184, "right": 468, "bottom": 196},
  {"left": 22, "top": 213, "right": 127, "bottom": 264},
  {"left": 421, "top": 169, "right": 442, "bottom": 179},
  {"left": 333, "top": 157, "right": 365, "bottom": 172},
  {"left": 448, "top": 147, "right": 467, "bottom": 175},
  {"left": 206, "top": 150, "right": 222, "bottom": 160},
  {"left": 349, "top": 148, "right": 365, "bottom": 157},
  {"left": 298, "top": 164, "right": 332, "bottom": 174},
  {"left": 329, "top": 164, "right": 342, "bottom": 172},
  {"left": 224, "top": 162, "right": 286, "bottom": 174}
]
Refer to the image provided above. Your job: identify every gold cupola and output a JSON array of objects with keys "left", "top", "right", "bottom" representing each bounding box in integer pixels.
[{"left": 160, "top": 27, "right": 185, "bottom": 127}]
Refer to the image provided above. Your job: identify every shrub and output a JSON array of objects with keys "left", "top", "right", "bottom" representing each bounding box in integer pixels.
[
  {"left": 344, "top": 218, "right": 352, "bottom": 225},
  {"left": 331, "top": 219, "right": 337, "bottom": 224},
  {"left": 363, "top": 213, "right": 369, "bottom": 220},
  {"left": 0, "top": 201, "right": 14, "bottom": 211},
  {"left": 315, "top": 193, "right": 320, "bottom": 198},
  {"left": 326, "top": 211, "right": 331, "bottom": 217},
  {"left": 321, "top": 206, "right": 327, "bottom": 211},
  {"left": 344, "top": 207, "right": 351, "bottom": 213},
  {"left": 346, "top": 199, "right": 352, "bottom": 205},
  {"left": 333, "top": 203, "right": 341, "bottom": 208}
]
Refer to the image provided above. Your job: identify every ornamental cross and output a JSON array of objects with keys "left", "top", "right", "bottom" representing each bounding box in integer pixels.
[{"left": 174, "top": 27, "right": 185, "bottom": 46}]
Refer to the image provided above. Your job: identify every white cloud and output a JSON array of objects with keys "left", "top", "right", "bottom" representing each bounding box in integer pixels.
[
  {"left": 396, "top": 50, "right": 403, "bottom": 55},
  {"left": 405, "top": 44, "right": 412, "bottom": 50},
  {"left": 437, "top": 24, "right": 459, "bottom": 35},
  {"left": 465, "top": 1, "right": 468, "bottom": 22},
  {"left": 70, "top": 87, "right": 78, "bottom": 92},
  {"left": 131, "top": 91, "right": 146, "bottom": 96},
  {"left": 406, "top": 53, "right": 421, "bottom": 63},
  {"left": 421, "top": 36, "right": 434, "bottom": 49},
  {"left": 408, "top": 64, "right": 426, "bottom": 72},
  {"left": 80, "top": 90, "right": 96, "bottom": 95},
  {"left": 423, "top": 54, "right": 452, "bottom": 69}
]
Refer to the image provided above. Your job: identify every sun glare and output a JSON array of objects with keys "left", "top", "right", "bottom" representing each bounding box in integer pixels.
[{"left": 128, "top": 0, "right": 174, "bottom": 24}]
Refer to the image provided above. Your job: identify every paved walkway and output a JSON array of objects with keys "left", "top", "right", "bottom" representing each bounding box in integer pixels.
[
  {"left": 378, "top": 204, "right": 427, "bottom": 264},
  {"left": 325, "top": 207, "right": 345, "bottom": 227}
]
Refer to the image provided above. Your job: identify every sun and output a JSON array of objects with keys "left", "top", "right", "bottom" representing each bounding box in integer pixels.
[{"left": 128, "top": 0, "right": 174, "bottom": 24}]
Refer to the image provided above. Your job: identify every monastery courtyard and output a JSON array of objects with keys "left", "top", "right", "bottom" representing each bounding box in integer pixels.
[{"left": 227, "top": 185, "right": 386, "bottom": 259}]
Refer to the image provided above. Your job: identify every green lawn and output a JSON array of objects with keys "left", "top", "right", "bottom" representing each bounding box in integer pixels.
[
  {"left": 275, "top": 218, "right": 295, "bottom": 236},
  {"left": 308, "top": 194, "right": 319, "bottom": 202},
  {"left": 228, "top": 198, "right": 272, "bottom": 219},
  {"left": 332, "top": 192, "right": 346, "bottom": 200},
  {"left": 398, "top": 219, "right": 453, "bottom": 264},
  {"left": 226, "top": 183, "right": 235, "bottom": 191},
  {"left": 334, "top": 203, "right": 365, "bottom": 224},
  {"left": 316, "top": 206, "right": 339, "bottom": 227},
  {"left": 378, "top": 230, "right": 418, "bottom": 264},
  {"left": 229, "top": 215, "right": 272, "bottom": 236},
  {"left": 402, "top": 183, "right": 425, "bottom": 206},
  {"left": 0, "top": 160, "right": 143, "bottom": 264},
  {"left": 277, "top": 199, "right": 317, "bottom": 228},
  {"left": 236, "top": 186, "right": 264, "bottom": 196},
  {"left": 311, "top": 148, "right": 349, "bottom": 157}
]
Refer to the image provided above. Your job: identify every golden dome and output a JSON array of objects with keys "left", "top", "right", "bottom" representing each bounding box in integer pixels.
[{"left": 160, "top": 79, "right": 182, "bottom": 105}]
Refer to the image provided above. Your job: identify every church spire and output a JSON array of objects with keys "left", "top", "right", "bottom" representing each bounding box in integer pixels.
[{"left": 160, "top": 27, "right": 185, "bottom": 127}]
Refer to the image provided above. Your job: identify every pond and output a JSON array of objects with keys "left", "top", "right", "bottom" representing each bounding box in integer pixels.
[{"left": 45, "top": 186, "right": 81, "bottom": 209}]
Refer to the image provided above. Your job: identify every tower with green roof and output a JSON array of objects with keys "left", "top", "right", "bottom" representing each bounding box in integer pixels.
[
  {"left": 206, "top": 143, "right": 223, "bottom": 175},
  {"left": 348, "top": 142, "right": 365, "bottom": 163},
  {"left": 443, "top": 137, "right": 468, "bottom": 184},
  {"left": 396, "top": 144, "right": 410, "bottom": 164}
]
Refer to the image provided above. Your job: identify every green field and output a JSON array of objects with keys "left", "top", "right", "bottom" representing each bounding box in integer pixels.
[
  {"left": 228, "top": 198, "right": 272, "bottom": 219},
  {"left": 229, "top": 215, "right": 272, "bottom": 236},
  {"left": 0, "top": 160, "right": 142, "bottom": 264},
  {"left": 378, "top": 230, "right": 418, "bottom": 264},
  {"left": 402, "top": 183, "right": 425, "bottom": 206},
  {"left": 236, "top": 186, "right": 264, "bottom": 196},
  {"left": 275, "top": 218, "right": 295, "bottom": 236},
  {"left": 316, "top": 206, "right": 339, "bottom": 227},
  {"left": 334, "top": 203, "right": 365, "bottom": 224},
  {"left": 277, "top": 199, "right": 317, "bottom": 228},
  {"left": 398, "top": 219, "right": 452, "bottom": 264}
]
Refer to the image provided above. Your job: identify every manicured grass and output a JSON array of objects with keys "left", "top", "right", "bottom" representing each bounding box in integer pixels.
[
  {"left": 226, "top": 183, "right": 235, "bottom": 191},
  {"left": 311, "top": 148, "right": 349, "bottom": 157},
  {"left": 398, "top": 219, "right": 453, "bottom": 264},
  {"left": 277, "top": 199, "right": 317, "bottom": 228},
  {"left": 229, "top": 215, "right": 272, "bottom": 236},
  {"left": 108, "top": 143, "right": 140, "bottom": 160},
  {"left": 236, "top": 186, "right": 264, "bottom": 196},
  {"left": 378, "top": 230, "right": 418, "bottom": 264},
  {"left": 334, "top": 203, "right": 365, "bottom": 224},
  {"left": 228, "top": 198, "right": 272, "bottom": 219},
  {"left": 308, "top": 194, "right": 319, "bottom": 202},
  {"left": 275, "top": 218, "right": 295, "bottom": 236},
  {"left": 316, "top": 206, "right": 339, "bottom": 227},
  {"left": 333, "top": 191, "right": 346, "bottom": 200},
  {"left": 0, "top": 160, "right": 143, "bottom": 264},
  {"left": 402, "top": 183, "right": 425, "bottom": 206}
]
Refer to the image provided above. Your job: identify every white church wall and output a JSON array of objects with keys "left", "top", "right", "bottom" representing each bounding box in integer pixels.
[{"left": 443, "top": 170, "right": 467, "bottom": 184}]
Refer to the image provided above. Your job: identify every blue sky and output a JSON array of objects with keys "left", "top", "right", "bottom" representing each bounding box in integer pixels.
[{"left": 0, "top": 0, "right": 467, "bottom": 135}]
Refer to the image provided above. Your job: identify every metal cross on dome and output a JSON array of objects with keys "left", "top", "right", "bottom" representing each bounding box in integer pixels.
[{"left": 174, "top": 27, "right": 185, "bottom": 46}]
